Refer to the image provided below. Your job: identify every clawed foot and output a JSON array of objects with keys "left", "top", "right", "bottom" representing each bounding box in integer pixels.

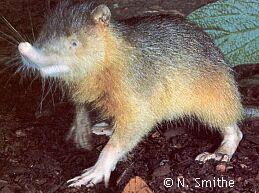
[
  {"left": 195, "top": 152, "right": 230, "bottom": 163},
  {"left": 195, "top": 124, "right": 242, "bottom": 164},
  {"left": 92, "top": 122, "right": 112, "bottom": 136},
  {"left": 67, "top": 143, "right": 121, "bottom": 188},
  {"left": 67, "top": 164, "right": 113, "bottom": 188},
  {"left": 66, "top": 122, "right": 111, "bottom": 149}
]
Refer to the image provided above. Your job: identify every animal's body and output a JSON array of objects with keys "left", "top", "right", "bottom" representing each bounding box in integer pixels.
[{"left": 18, "top": 1, "right": 243, "bottom": 188}]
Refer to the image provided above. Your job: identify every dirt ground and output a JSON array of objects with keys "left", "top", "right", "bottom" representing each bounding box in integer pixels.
[{"left": 0, "top": 0, "right": 258, "bottom": 193}]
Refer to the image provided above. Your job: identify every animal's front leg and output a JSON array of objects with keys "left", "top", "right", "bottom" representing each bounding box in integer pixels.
[
  {"left": 66, "top": 104, "right": 93, "bottom": 150},
  {"left": 67, "top": 141, "right": 122, "bottom": 187},
  {"left": 67, "top": 117, "right": 155, "bottom": 188}
]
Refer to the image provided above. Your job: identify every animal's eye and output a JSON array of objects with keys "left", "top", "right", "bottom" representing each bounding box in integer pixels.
[{"left": 70, "top": 39, "right": 79, "bottom": 48}]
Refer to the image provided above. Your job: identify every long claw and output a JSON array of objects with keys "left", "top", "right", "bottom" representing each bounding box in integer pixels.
[
  {"left": 195, "top": 152, "right": 230, "bottom": 163},
  {"left": 67, "top": 176, "right": 81, "bottom": 183},
  {"left": 67, "top": 143, "right": 122, "bottom": 188}
]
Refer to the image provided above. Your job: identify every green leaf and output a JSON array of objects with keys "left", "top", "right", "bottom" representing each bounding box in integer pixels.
[{"left": 187, "top": 0, "right": 259, "bottom": 67}]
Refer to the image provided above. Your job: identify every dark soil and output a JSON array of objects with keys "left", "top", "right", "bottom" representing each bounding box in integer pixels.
[{"left": 0, "top": 1, "right": 258, "bottom": 193}]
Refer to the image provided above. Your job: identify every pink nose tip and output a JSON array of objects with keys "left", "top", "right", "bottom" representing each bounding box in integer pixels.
[{"left": 18, "top": 42, "right": 32, "bottom": 56}]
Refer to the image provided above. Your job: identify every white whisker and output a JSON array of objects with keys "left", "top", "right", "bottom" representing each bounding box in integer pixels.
[
  {"left": 0, "top": 31, "right": 19, "bottom": 45},
  {"left": 0, "top": 63, "right": 17, "bottom": 75},
  {"left": 38, "top": 78, "right": 46, "bottom": 113},
  {"left": 27, "top": 8, "right": 35, "bottom": 42},
  {"left": 3, "top": 65, "right": 20, "bottom": 87},
  {"left": 1, "top": 16, "right": 26, "bottom": 42}
]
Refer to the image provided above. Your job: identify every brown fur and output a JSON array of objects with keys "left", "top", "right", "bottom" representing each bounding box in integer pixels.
[
  {"left": 67, "top": 23, "right": 242, "bottom": 152},
  {"left": 17, "top": 2, "right": 244, "bottom": 186},
  {"left": 70, "top": 26, "right": 138, "bottom": 139}
]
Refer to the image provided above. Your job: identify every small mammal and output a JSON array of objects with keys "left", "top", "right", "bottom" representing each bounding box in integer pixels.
[{"left": 18, "top": 1, "right": 243, "bottom": 188}]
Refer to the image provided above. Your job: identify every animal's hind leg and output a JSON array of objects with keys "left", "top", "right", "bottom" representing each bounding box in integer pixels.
[{"left": 195, "top": 124, "right": 243, "bottom": 162}]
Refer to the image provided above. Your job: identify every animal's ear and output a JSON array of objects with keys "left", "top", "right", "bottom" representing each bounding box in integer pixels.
[{"left": 90, "top": 4, "right": 111, "bottom": 26}]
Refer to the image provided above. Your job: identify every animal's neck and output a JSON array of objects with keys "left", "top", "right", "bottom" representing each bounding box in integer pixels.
[
  {"left": 71, "top": 66, "right": 121, "bottom": 100},
  {"left": 70, "top": 29, "right": 129, "bottom": 117}
]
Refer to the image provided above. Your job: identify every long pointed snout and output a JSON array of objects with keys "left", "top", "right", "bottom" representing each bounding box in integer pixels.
[
  {"left": 18, "top": 42, "right": 33, "bottom": 56},
  {"left": 18, "top": 42, "right": 45, "bottom": 67},
  {"left": 18, "top": 42, "right": 70, "bottom": 77}
]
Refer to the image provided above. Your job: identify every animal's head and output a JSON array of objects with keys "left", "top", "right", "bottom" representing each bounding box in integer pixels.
[{"left": 18, "top": 2, "right": 112, "bottom": 80}]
